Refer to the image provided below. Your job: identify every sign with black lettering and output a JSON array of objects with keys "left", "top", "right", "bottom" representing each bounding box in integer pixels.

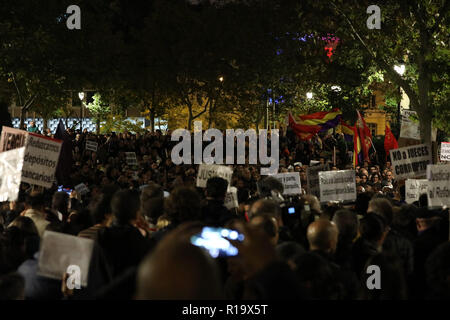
[
  {"left": 125, "top": 152, "right": 137, "bottom": 166},
  {"left": 426, "top": 164, "right": 450, "bottom": 208},
  {"left": 85, "top": 140, "right": 98, "bottom": 152},
  {"left": 389, "top": 143, "right": 432, "bottom": 179},
  {"left": 224, "top": 186, "right": 239, "bottom": 210},
  {"left": 272, "top": 172, "right": 302, "bottom": 195},
  {"left": 440, "top": 142, "right": 450, "bottom": 161},
  {"left": 0, "top": 127, "right": 62, "bottom": 188},
  {"left": 318, "top": 170, "right": 356, "bottom": 203},
  {"left": 196, "top": 164, "right": 233, "bottom": 189},
  {"left": 405, "top": 179, "right": 429, "bottom": 204}
]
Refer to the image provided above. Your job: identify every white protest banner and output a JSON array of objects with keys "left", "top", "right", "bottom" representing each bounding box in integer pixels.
[
  {"left": 0, "top": 126, "right": 27, "bottom": 152},
  {"left": 224, "top": 186, "right": 239, "bottom": 210},
  {"left": 405, "top": 179, "right": 429, "bottom": 204},
  {"left": 440, "top": 142, "right": 450, "bottom": 161},
  {"left": 196, "top": 164, "right": 233, "bottom": 188},
  {"left": 389, "top": 143, "right": 432, "bottom": 179},
  {"left": 318, "top": 170, "right": 356, "bottom": 203},
  {"left": 85, "top": 140, "right": 98, "bottom": 152},
  {"left": 271, "top": 172, "right": 302, "bottom": 195},
  {"left": 306, "top": 164, "right": 329, "bottom": 200},
  {"left": 37, "top": 231, "right": 94, "bottom": 287},
  {"left": 21, "top": 133, "right": 62, "bottom": 188},
  {"left": 0, "top": 127, "right": 62, "bottom": 188},
  {"left": 0, "top": 147, "right": 25, "bottom": 202},
  {"left": 426, "top": 164, "right": 450, "bottom": 208},
  {"left": 74, "top": 183, "right": 90, "bottom": 196},
  {"left": 400, "top": 110, "right": 437, "bottom": 141},
  {"left": 310, "top": 160, "right": 320, "bottom": 166},
  {"left": 125, "top": 152, "right": 137, "bottom": 166}
]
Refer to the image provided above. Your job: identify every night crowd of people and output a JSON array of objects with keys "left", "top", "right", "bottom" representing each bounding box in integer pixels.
[{"left": 0, "top": 125, "right": 449, "bottom": 300}]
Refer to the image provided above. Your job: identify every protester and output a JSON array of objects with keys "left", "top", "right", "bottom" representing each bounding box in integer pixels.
[{"left": 0, "top": 127, "right": 448, "bottom": 301}]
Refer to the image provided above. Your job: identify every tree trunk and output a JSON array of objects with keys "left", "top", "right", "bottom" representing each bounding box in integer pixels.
[
  {"left": 20, "top": 107, "right": 26, "bottom": 129},
  {"left": 96, "top": 118, "right": 100, "bottom": 134},
  {"left": 150, "top": 107, "right": 155, "bottom": 132}
]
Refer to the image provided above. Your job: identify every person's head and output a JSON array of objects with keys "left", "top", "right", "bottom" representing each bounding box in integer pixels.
[
  {"left": 8, "top": 216, "right": 38, "bottom": 236},
  {"left": 110, "top": 190, "right": 141, "bottom": 225},
  {"left": 359, "top": 213, "right": 387, "bottom": 246},
  {"left": 25, "top": 192, "right": 45, "bottom": 211},
  {"left": 256, "top": 176, "right": 284, "bottom": 198},
  {"left": 135, "top": 224, "right": 222, "bottom": 299},
  {"left": 332, "top": 209, "right": 358, "bottom": 241},
  {"left": 140, "top": 183, "right": 164, "bottom": 225},
  {"left": 300, "top": 194, "right": 321, "bottom": 214},
  {"left": 276, "top": 242, "right": 305, "bottom": 270},
  {"left": 52, "top": 191, "right": 69, "bottom": 217},
  {"left": 249, "top": 215, "right": 279, "bottom": 246},
  {"left": 165, "top": 187, "right": 202, "bottom": 225},
  {"left": 306, "top": 219, "right": 339, "bottom": 254},
  {"left": 205, "top": 177, "right": 228, "bottom": 201},
  {"left": 415, "top": 208, "right": 440, "bottom": 233},
  {"left": 368, "top": 198, "right": 393, "bottom": 226},
  {"left": 425, "top": 242, "right": 450, "bottom": 299},
  {"left": 386, "top": 171, "right": 393, "bottom": 181},
  {"left": 248, "top": 199, "right": 281, "bottom": 226}
]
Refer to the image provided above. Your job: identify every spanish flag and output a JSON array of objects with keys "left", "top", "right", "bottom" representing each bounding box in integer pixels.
[
  {"left": 353, "top": 122, "right": 363, "bottom": 167},
  {"left": 288, "top": 109, "right": 342, "bottom": 140}
]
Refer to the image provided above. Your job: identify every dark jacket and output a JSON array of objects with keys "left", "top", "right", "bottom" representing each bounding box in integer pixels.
[
  {"left": 201, "top": 199, "right": 234, "bottom": 227},
  {"left": 97, "top": 223, "right": 153, "bottom": 278}
]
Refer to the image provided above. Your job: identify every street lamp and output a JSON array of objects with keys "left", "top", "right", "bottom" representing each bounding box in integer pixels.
[
  {"left": 218, "top": 76, "right": 224, "bottom": 82},
  {"left": 306, "top": 92, "right": 313, "bottom": 99},
  {"left": 78, "top": 92, "right": 85, "bottom": 131}
]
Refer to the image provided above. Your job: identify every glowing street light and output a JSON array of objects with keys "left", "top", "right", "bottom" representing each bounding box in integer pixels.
[
  {"left": 78, "top": 92, "right": 85, "bottom": 131},
  {"left": 218, "top": 76, "right": 224, "bottom": 82},
  {"left": 306, "top": 92, "right": 313, "bottom": 99}
]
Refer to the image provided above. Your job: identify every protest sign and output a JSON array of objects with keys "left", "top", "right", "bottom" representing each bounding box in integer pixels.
[
  {"left": 310, "top": 160, "right": 320, "bottom": 166},
  {"left": 318, "top": 170, "right": 356, "bottom": 203},
  {"left": 426, "top": 164, "right": 450, "bottom": 208},
  {"left": 0, "top": 127, "right": 62, "bottom": 188},
  {"left": 21, "top": 133, "right": 62, "bottom": 188},
  {"left": 125, "top": 152, "right": 138, "bottom": 166},
  {"left": 271, "top": 172, "right": 302, "bottom": 195},
  {"left": 0, "top": 147, "right": 25, "bottom": 202},
  {"left": 389, "top": 143, "right": 432, "bottom": 179},
  {"left": 74, "top": 183, "right": 90, "bottom": 196},
  {"left": 196, "top": 164, "right": 233, "bottom": 188},
  {"left": 224, "top": 186, "right": 239, "bottom": 210},
  {"left": 440, "top": 142, "right": 450, "bottom": 161},
  {"left": 0, "top": 126, "right": 27, "bottom": 152},
  {"left": 306, "top": 164, "right": 329, "bottom": 200},
  {"left": 405, "top": 179, "right": 429, "bottom": 204},
  {"left": 37, "top": 231, "right": 94, "bottom": 287},
  {"left": 85, "top": 140, "right": 98, "bottom": 152}
]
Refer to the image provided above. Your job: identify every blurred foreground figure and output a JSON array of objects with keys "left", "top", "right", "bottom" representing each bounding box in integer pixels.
[{"left": 135, "top": 224, "right": 223, "bottom": 300}]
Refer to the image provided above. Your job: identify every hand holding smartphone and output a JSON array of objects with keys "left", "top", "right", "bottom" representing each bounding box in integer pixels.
[{"left": 190, "top": 227, "right": 244, "bottom": 258}]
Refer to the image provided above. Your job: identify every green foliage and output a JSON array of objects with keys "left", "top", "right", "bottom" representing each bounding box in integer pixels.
[
  {"left": 86, "top": 93, "right": 110, "bottom": 123},
  {"left": 100, "top": 114, "right": 146, "bottom": 134}
]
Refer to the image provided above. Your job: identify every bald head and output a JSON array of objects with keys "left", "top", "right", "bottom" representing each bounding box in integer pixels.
[
  {"left": 136, "top": 233, "right": 222, "bottom": 299},
  {"left": 306, "top": 219, "right": 339, "bottom": 254}
]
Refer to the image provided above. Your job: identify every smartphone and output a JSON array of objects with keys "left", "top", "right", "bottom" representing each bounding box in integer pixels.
[
  {"left": 288, "top": 207, "right": 296, "bottom": 214},
  {"left": 190, "top": 227, "right": 244, "bottom": 258},
  {"left": 57, "top": 185, "right": 73, "bottom": 195}
]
